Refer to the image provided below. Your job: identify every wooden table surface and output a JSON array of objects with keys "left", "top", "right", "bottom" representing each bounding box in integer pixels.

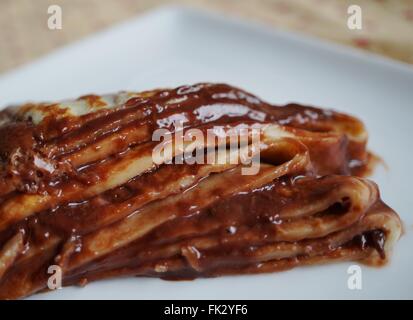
[{"left": 0, "top": 0, "right": 412, "bottom": 74}]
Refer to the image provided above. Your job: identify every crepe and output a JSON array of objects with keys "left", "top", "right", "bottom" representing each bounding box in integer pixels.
[{"left": 0, "top": 83, "right": 401, "bottom": 299}]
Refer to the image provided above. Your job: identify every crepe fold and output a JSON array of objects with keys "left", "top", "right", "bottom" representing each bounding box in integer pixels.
[{"left": 0, "top": 83, "right": 401, "bottom": 299}]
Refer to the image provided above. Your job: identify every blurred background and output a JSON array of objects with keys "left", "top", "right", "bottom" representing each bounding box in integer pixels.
[{"left": 0, "top": 0, "right": 412, "bottom": 74}]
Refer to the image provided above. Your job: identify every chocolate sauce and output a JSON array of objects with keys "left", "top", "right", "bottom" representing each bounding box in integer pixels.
[
  {"left": 0, "top": 83, "right": 398, "bottom": 299},
  {"left": 0, "top": 84, "right": 369, "bottom": 196},
  {"left": 350, "top": 230, "right": 386, "bottom": 259}
]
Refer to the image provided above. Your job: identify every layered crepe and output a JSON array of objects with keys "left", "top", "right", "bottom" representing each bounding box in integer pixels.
[{"left": 0, "top": 83, "right": 401, "bottom": 299}]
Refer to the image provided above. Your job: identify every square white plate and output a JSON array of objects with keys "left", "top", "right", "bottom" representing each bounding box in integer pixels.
[{"left": 1, "top": 5, "right": 412, "bottom": 300}]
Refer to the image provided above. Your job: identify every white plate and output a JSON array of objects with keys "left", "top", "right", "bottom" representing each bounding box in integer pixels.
[{"left": 1, "top": 5, "right": 412, "bottom": 300}]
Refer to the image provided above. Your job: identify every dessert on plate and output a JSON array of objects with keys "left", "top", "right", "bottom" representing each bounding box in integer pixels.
[{"left": 0, "top": 83, "right": 401, "bottom": 299}]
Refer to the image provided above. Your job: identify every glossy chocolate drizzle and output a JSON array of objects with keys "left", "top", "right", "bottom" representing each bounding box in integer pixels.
[{"left": 0, "top": 83, "right": 401, "bottom": 299}]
